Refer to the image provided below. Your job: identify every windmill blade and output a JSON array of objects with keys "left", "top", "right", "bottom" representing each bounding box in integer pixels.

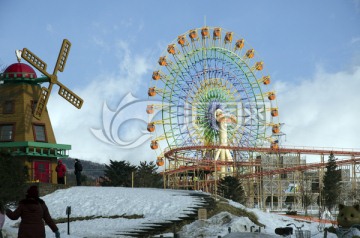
[
  {"left": 53, "top": 39, "right": 71, "bottom": 74},
  {"left": 57, "top": 81, "right": 83, "bottom": 109},
  {"left": 33, "top": 84, "right": 54, "bottom": 120},
  {"left": 21, "top": 48, "right": 51, "bottom": 78}
]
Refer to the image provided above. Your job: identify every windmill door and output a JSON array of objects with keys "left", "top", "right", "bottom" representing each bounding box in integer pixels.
[{"left": 34, "top": 161, "right": 50, "bottom": 183}]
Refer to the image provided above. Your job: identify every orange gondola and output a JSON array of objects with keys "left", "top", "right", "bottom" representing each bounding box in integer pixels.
[
  {"left": 147, "top": 123, "right": 155, "bottom": 132},
  {"left": 224, "top": 32, "right": 233, "bottom": 43},
  {"left": 146, "top": 105, "right": 154, "bottom": 114},
  {"left": 177, "top": 35, "right": 187, "bottom": 46},
  {"left": 156, "top": 157, "right": 164, "bottom": 166},
  {"left": 255, "top": 62, "right": 263, "bottom": 71},
  {"left": 262, "top": 76, "right": 271, "bottom": 85},
  {"left": 235, "top": 39, "right": 245, "bottom": 50},
  {"left": 189, "top": 29, "right": 198, "bottom": 40},
  {"left": 213, "top": 28, "right": 221, "bottom": 39},
  {"left": 245, "top": 49, "right": 255, "bottom": 58},
  {"left": 272, "top": 124, "right": 280, "bottom": 134},
  {"left": 158, "top": 56, "right": 167, "bottom": 66},
  {"left": 148, "top": 87, "right": 156, "bottom": 97},
  {"left": 268, "top": 92, "right": 276, "bottom": 100},
  {"left": 201, "top": 27, "right": 209, "bottom": 38},
  {"left": 271, "top": 108, "right": 278, "bottom": 117},
  {"left": 271, "top": 142, "right": 279, "bottom": 149},
  {"left": 167, "top": 44, "right": 176, "bottom": 55},
  {"left": 150, "top": 140, "right": 158, "bottom": 150},
  {"left": 152, "top": 71, "right": 161, "bottom": 80}
]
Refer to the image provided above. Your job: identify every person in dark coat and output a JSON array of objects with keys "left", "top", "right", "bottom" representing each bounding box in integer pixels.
[
  {"left": 6, "top": 185, "right": 60, "bottom": 238},
  {"left": 74, "top": 159, "right": 82, "bottom": 186},
  {"left": 55, "top": 160, "right": 67, "bottom": 184}
]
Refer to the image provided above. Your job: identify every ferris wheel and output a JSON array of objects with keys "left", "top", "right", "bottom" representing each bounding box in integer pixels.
[{"left": 146, "top": 26, "right": 281, "bottom": 165}]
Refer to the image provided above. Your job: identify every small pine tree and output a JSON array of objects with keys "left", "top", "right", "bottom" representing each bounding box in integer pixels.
[
  {"left": 101, "top": 160, "right": 136, "bottom": 187},
  {"left": 135, "top": 161, "right": 162, "bottom": 188},
  {"left": 218, "top": 176, "right": 246, "bottom": 204},
  {"left": 322, "top": 152, "right": 341, "bottom": 212}
]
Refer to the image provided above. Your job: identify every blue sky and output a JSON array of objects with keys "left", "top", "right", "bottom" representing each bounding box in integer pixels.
[{"left": 1, "top": 0, "right": 360, "bottom": 164}]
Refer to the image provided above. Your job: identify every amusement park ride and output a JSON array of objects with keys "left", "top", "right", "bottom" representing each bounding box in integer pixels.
[
  {"left": 0, "top": 39, "right": 83, "bottom": 183},
  {"left": 147, "top": 26, "right": 360, "bottom": 210}
]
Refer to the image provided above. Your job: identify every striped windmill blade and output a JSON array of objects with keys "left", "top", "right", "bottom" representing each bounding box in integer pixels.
[
  {"left": 57, "top": 81, "right": 83, "bottom": 109},
  {"left": 53, "top": 39, "right": 71, "bottom": 74},
  {"left": 33, "top": 83, "right": 54, "bottom": 120}
]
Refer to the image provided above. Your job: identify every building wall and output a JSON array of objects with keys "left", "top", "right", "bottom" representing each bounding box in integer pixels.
[{"left": 0, "top": 83, "right": 56, "bottom": 143}]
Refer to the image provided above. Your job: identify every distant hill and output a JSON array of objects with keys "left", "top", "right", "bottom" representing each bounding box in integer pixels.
[{"left": 60, "top": 157, "right": 105, "bottom": 178}]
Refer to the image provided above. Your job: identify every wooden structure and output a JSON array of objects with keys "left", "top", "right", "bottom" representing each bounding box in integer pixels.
[
  {"left": 0, "top": 40, "right": 83, "bottom": 183},
  {"left": 161, "top": 145, "right": 360, "bottom": 211}
]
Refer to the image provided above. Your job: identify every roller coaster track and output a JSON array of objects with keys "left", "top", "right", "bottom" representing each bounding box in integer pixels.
[
  {"left": 239, "top": 157, "right": 360, "bottom": 179},
  {"left": 163, "top": 145, "right": 360, "bottom": 179},
  {"left": 164, "top": 145, "right": 360, "bottom": 158}
]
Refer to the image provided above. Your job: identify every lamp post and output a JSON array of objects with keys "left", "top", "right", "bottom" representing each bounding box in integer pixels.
[{"left": 66, "top": 206, "right": 71, "bottom": 235}]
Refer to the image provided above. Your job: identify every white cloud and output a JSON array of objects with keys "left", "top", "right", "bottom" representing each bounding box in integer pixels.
[
  {"left": 46, "top": 24, "right": 56, "bottom": 34},
  {"left": 119, "top": 18, "right": 133, "bottom": 28},
  {"left": 275, "top": 64, "right": 360, "bottom": 151},
  {"left": 48, "top": 41, "right": 153, "bottom": 165},
  {"left": 351, "top": 37, "right": 360, "bottom": 44},
  {"left": 92, "top": 36, "right": 106, "bottom": 48}
]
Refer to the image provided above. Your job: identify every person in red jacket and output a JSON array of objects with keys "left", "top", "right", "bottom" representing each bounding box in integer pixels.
[
  {"left": 6, "top": 185, "right": 60, "bottom": 238},
  {"left": 55, "top": 160, "right": 67, "bottom": 184}
]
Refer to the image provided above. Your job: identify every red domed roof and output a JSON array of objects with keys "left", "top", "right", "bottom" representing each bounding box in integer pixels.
[{"left": 3, "top": 63, "right": 37, "bottom": 79}]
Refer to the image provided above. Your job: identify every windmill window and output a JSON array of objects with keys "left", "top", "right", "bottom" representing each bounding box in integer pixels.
[
  {"left": 31, "top": 100, "right": 38, "bottom": 114},
  {"left": 0, "top": 124, "right": 14, "bottom": 141},
  {"left": 33, "top": 124, "right": 47, "bottom": 142},
  {"left": 3, "top": 100, "right": 14, "bottom": 114}
]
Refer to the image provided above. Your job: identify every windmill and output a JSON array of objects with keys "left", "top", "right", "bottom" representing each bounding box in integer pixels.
[
  {"left": 20, "top": 39, "right": 83, "bottom": 120},
  {"left": 0, "top": 39, "right": 83, "bottom": 184}
]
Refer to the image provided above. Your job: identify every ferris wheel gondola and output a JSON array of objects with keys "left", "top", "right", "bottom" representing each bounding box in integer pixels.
[{"left": 147, "top": 26, "right": 282, "bottom": 166}]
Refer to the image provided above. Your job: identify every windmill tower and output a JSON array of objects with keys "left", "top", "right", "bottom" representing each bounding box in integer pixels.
[{"left": 0, "top": 39, "right": 83, "bottom": 184}]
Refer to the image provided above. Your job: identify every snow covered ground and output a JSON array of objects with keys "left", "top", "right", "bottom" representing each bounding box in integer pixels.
[{"left": 2, "top": 187, "right": 337, "bottom": 237}]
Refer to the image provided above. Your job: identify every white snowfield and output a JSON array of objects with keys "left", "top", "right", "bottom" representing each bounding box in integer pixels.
[{"left": 2, "top": 187, "right": 337, "bottom": 238}]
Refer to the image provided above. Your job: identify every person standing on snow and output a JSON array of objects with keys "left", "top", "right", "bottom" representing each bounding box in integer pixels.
[
  {"left": 74, "top": 159, "right": 83, "bottom": 186},
  {"left": 6, "top": 185, "right": 60, "bottom": 238},
  {"left": 55, "top": 160, "right": 66, "bottom": 184}
]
